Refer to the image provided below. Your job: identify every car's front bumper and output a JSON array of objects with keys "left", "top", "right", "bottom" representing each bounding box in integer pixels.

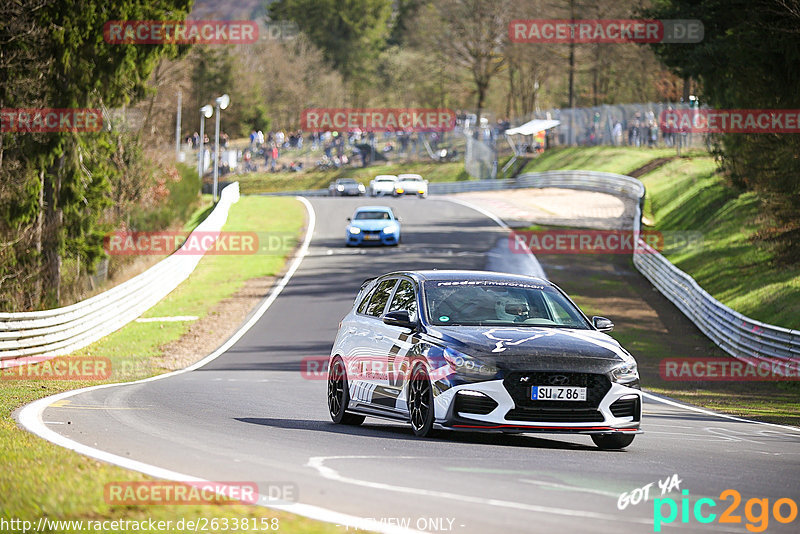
[
  {"left": 346, "top": 231, "right": 399, "bottom": 246},
  {"left": 433, "top": 379, "right": 642, "bottom": 434}
]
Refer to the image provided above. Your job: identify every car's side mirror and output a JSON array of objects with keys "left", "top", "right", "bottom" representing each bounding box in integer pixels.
[
  {"left": 383, "top": 310, "right": 416, "bottom": 329},
  {"left": 592, "top": 316, "right": 614, "bottom": 332},
  {"left": 396, "top": 216, "right": 402, "bottom": 222},
  {"left": 346, "top": 217, "right": 351, "bottom": 221}
]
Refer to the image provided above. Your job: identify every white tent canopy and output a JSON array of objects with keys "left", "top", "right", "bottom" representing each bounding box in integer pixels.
[{"left": 505, "top": 119, "right": 560, "bottom": 136}]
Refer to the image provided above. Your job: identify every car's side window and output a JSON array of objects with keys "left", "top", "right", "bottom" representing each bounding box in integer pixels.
[
  {"left": 364, "top": 279, "right": 397, "bottom": 317},
  {"left": 387, "top": 280, "right": 417, "bottom": 322},
  {"left": 357, "top": 286, "right": 375, "bottom": 314}
]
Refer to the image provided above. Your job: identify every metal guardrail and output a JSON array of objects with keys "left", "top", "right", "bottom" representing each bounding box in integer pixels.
[{"left": 0, "top": 182, "right": 241, "bottom": 365}]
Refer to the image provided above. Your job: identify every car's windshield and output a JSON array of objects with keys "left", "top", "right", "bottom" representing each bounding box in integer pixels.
[
  {"left": 339, "top": 179, "right": 357, "bottom": 185},
  {"left": 354, "top": 211, "right": 391, "bottom": 220},
  {"left": 423, "top": 280, "right": 590, "bottom": 328}
]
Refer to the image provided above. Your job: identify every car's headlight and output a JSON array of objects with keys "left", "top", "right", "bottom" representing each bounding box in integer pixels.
[
  {"left": 337, "top": 185, "right": 344, "bottom": 191},
  {"left": 443, "top": 347, "right": 497, "bottom": 378},
  {"left": 348, "top": 226, "right": 361, "bottom": 234},
  {"left": 358, "top": 184, "right": 365, "bottom": 191},
  {"left": 611, "top": 361, "right": 639, "bottom": 384},
  {"left": 382, "top": 225, "right": 398, "bottom": 234}
]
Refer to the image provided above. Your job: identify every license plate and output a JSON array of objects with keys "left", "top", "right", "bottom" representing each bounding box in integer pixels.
[
  {"left": 532, "top": 386, "right": 587, "bottom": 401},
  {"left": 363, "top": 234, "right": 379, "bottom": 240}
]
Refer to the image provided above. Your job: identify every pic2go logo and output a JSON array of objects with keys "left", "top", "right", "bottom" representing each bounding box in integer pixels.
[{"left": 653, "top": 489, "right": 798, "bottom": 532}]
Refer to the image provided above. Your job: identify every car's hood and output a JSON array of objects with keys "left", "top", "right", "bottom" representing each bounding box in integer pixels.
[
  {"left": 338, "top": 183, "right": 362, "bottom": 190},
  {"left": 350, "top": 220, "right": 397, "bottom": 231},
  {"left": 429, "top": 326, "right": 628, "bottom": 371},
  {"left": 397, "top": 181, "right": 426, "bottom": 188}
]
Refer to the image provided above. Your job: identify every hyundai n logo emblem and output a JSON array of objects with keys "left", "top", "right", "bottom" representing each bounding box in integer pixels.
[
  {"left": 548, "top": 375, "right": 569, "bottom": 385},
  {"left": 520, "top": 376, "right": 530, "bottom": 382}
]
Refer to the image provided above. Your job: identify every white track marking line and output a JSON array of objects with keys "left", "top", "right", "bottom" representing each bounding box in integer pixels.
[
  {"left": 642, "top": 391, "right": 800, "bottom": 434},
  {"left": 307, "top": 455, "right": 651, "bottom": 525},
  {"left": 16, "top": 198, "right": 418, "bottom": 534}
]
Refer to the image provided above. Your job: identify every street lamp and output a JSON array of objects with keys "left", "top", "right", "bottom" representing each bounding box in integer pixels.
[
  {"left": 212, "top": 94, "right": 230, "bottom": 202},
  {"left": 198, "top": 105, "right": 213, "bottom": 182}
]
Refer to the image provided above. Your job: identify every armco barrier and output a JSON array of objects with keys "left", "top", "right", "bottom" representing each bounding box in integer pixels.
[
  {"left": 263, "top": 171, "right": 799, "bottom": 365},
  {"left": 0, "top": 182, "right": 241, "bottom": 366}
]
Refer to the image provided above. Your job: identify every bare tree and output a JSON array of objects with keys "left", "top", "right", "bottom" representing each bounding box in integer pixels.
[{"left": 419, "top": 0, "right": 511, "bottom": 126}]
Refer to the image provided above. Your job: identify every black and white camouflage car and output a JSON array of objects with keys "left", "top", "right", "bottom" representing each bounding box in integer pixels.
[{"left": 327, "top": 270, "right": 642, "bottom": 449}]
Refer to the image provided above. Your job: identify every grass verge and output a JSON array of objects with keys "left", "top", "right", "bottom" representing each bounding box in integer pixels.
[
  {"left": 639, "top": 156, "right": 800, "bottom": 329},
  {"left": 0, "top": 196, "right": 342, "bottom": 533}
]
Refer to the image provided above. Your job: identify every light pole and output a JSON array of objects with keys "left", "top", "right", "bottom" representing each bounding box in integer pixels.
[
  {"left": 198, "top": 105, "right": 213, "bottom": 182},
  {"left": 212, "top": 94, "right": 230, "bottom": 202},
  {"left": 175, "top": 91, "right": 182, "bottom": 159}
]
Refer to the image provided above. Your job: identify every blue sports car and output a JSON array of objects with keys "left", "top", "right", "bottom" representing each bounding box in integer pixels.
[{"left": 345, "top": 206, "right": 401, "bottom": 246}]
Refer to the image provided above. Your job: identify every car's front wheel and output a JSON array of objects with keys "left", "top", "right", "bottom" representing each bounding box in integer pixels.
[
  {"left": 328, "top": 357, "right": 365, "bottom": 426},
  {"left": 408, "top": 364, "right": 435, "bottom": 437},
  {"left": 591, "top": 433, "right": 635, "bottom": 450}
]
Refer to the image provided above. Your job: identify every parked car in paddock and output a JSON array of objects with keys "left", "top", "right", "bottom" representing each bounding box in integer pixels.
[
  {"left": 329, "top": 178, "right": 366, "bottom": 196},
  {"left": 369, "top": 175, "right": 398, "bottom": 196},
  {"left": 393, "top": 174, "right": 428, "bottom": 198},
  {"left": 345, "top": 206, "right": 401, "bottom": 246},
  {"left": 327, "top": 270, "right": 642, "bottom": 449}
]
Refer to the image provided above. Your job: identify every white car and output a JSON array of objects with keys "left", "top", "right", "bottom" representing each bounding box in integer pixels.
[
  {"left": 368, "top": 175, "right": 398, "bottom": 196},
  {"left": 393, "top": 174, "right": 428, "bottom": 198}
]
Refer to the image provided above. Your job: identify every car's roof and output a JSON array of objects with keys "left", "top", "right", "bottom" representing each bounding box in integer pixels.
[
  {"left": 397, "top": 173, "right": 423, "bottom": 180},
  {"left": 373, "top": 175, "right": 397, "bottom": 180},
  {"left": 378, "top": 270, "right": 550, "bottom": 285},
  {"left": 354, "top": 205, "right": 393, "bottom": 213}
]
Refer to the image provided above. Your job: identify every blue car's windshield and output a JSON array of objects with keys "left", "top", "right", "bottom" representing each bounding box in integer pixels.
[
  {"left": 423, "top": 280, "right": 590, "bottom": 329},
  {"left": 355, "top": 211, "right": 391, "bottom": 220}
]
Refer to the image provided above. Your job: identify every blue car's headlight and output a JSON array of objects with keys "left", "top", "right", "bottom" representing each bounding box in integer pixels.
[
  {"left": 382, "top": 225, "right": 398, "bottom": 234},
  {"left": 443, "top": 347, "right": 497, "bottom": 379},
  {"left": 348, "top": 226, "right": 361, "bottom": 234}
]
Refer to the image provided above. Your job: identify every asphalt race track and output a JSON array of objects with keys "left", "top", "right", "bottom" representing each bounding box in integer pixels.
[{"left": 26, "top": 197, "right": 800, "bottom": 533}]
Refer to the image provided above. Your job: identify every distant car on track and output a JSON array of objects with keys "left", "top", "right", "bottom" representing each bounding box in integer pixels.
[
  {"left": 345, "top": 206, "right": 401, "bottom": 246},
  {"left": 368, "top": 175, "right": 398, "bottom": 196},
  {"left": 393, "top": 174, "right": 428, "bottom": 198},
  {"left": 327, "top": 270, "right": 642, "bottom": 449},
  {"left": 329, "top": 178, "right": 365, "bottom": 196}
]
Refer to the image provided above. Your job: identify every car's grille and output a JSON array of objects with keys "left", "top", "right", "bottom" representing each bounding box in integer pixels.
[
  {"left": 453, "top": 392, "right": 498, "bottom": 415},
  {"left": 609, "top": 397, "right": 640, "bottom": 420},
  {"left": 504, "top": 372, "right": 611, "bottom": 409},
  {"left": 505, "top": 407, "right": 604, "bottom": 423},
  {"left": 363, "top": 230, "right": 381, "bottom": 236}
]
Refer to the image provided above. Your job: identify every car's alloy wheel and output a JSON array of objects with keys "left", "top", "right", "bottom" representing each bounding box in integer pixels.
[
  {"left": 328, "top": 357, "right": 365, "bottom": 425},
  {"left": 591, "top": 433, "right": 635, "bottom": 450},
  {"left": 408, "top": 364, "right": 434, "bottom": 437}
]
